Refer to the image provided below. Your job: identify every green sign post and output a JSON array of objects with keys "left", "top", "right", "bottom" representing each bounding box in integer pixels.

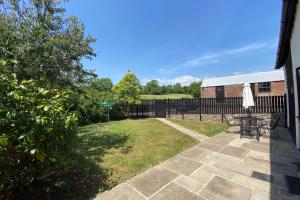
[{"left": 95, "top": 101, "right": 115, "bottom": 121}]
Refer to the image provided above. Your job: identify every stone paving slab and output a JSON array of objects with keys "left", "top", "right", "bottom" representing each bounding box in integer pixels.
[
  {"left": 272, "top": 140, "right": 299, "bottom": 152},
  {"left": 251, "top": 170, "right": 273, "bottom": 182},
  {"left": 202, "top": 151, "right": 244, "bottom": 164},
  {"left": 189, "top": 167, "right": 215, "bottom": 185},
  {"left": 214, "top": 159, "right": 254, "bottom": 177},
  {"left": 181, "top": 146, "right": 211, "bottom": 161},
  {"left": 247, "top": 150, "right": 271, "bottom": 161},
  {"left": 232, "top": 173, "right": 273, "bottom": 193},
  {"left": 199, "top": 176, "right": 252, "bottom": 200},
  {"left": 228, "top": 138, "right": 245, "bottom": 147},
  {"left": 250, "top": 189, "right": 271, "bottom": 200},
  {"left": 200, "top": 164, "right": 235, "bottom": 180},
  {"left": 161, "top": 155, "right": 201, "bottom": 176},
  {"left": 128, "top": 166, "right": 178, "bottom": 197},
  {"left": 220, "top": 146, "right": 249, "bottom": 159},
  {"left": 250, "top": 185, "right": 299, "bottom": 200},
  {"left": 245, "top": 157, "right": 298, "bottom": 177},
  {"left": 96, "top": 183, "right": 146, "bottom": 200},
  {"left": 208, "top": 134, "right": 235, "bottom": 145},
  {"left": 174, "top": 175, "right": 204, "bottom": 193},
  {"left": 148, "top": 183, "right": 205, "bottom": 200},
  {"left": 241, "top": 142, "right": 270, "bottom": 153},
  {"left": 196, "top": 141, "right": 224, "bottom": 152},
  {"left": 248, "top": 150, "right": 300, "bottom": 166}
]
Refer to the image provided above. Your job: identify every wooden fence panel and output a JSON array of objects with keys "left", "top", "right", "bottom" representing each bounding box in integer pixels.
[{"left": 128, "top": 96, "right": 286, "bottom": 118}]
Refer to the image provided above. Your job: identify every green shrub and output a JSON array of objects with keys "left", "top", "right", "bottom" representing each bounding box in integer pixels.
[
  {"left": 0, "top": 63, "right": 78, "bottom": 191},
  {"left": 109, "top": 103, "right": 127, "bottom": 120},
  {"left": 77, "top": 87, "right": 109, "bottom": 124},
  {"left": 76, "top": 86, "right": 127, "bottom": 124}
]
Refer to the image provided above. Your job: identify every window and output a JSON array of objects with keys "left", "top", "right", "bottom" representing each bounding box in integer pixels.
[
  {"left": 216, "top": 86, "right": 225, "bottom": 103},
  {"left": 258, "top": 82, "right": 271, "bottom": 93}
]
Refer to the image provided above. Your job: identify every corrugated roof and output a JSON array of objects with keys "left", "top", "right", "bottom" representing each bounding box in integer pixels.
[{"left": 202, "top": 70, "right": 284, "bottom": 87}]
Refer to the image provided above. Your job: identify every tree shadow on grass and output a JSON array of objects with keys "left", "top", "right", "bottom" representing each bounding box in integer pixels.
[{"left": 8, "top": 126, "right": 130, "bottom": 200}]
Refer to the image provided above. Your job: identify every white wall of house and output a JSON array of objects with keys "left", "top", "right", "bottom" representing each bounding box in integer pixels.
[
  {"left": 284, "top": 68, "right": 290, "bottom": 128},
  {"left": 290, "top": 2, "right": 300, "bottom": 150}
]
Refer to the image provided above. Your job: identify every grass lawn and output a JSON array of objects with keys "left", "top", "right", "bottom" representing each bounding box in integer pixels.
[
  {"left": 169, "top": 119, "right": 228, "bottom": 137},
  {"left": 77, "top": 119, "right": 197, "bottom": 187},
  {"left": 141, "top": 93, "right": 193, "bottom": 100}
]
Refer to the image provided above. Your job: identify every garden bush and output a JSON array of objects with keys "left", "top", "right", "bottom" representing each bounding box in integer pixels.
[
  {"left": 77, "top": 87, "right": 109, "bottom": 124},
  {"left": 0, "top": 62, "right": 78, "bottom": 192},
  {"left": 77, "top": 86, "right": 127, "bottom": 124}
]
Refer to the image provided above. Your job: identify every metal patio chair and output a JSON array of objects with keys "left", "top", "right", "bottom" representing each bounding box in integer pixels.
[
  {"left": 240, "top": 116, "right": 260, "bottom": 141},
  {"left": 260, "top": 115, "right": 281, "bottom": 137}
]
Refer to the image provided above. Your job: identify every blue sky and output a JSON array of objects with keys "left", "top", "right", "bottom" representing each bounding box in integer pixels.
[{"left": 62, "top": 0, "right": 282, "bottom": 85}]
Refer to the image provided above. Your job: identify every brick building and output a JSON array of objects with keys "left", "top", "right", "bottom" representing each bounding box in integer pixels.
[{"left": 201, "top": 70, "right": 285, "bottom": 98}]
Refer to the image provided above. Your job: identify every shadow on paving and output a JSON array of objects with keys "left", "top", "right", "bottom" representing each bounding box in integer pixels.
[
  {"left": 269, "top": 113, "right": 300, "bottom": 199},
  {"left": 6, "top": 124, "right": 129, "bottom": 200}
]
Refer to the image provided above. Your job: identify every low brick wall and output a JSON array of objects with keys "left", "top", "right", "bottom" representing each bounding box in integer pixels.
[{"left": 168, "top": 113, "right": 286, "bottom": 127}]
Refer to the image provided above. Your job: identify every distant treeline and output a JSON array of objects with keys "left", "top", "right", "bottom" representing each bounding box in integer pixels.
[{"left": 142, "top": 80, "right": 202, "bottom": 98}]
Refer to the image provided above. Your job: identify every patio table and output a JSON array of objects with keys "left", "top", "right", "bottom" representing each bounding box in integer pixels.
[{"left": 234, "top": 116, "right": 262, "bottom": 141}]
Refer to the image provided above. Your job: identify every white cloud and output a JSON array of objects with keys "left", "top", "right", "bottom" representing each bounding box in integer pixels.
[
  {"left": 183, "top": 54, "right": 219, "bottom": 66},
  {"left": 233, "top": 71, "right": 242, "bottom": 75},
  {"left": 223, "top": 43, "right": 268, "bottom": 55},
  {"left": 158, "top": 40, "right": 277, "bottom": 74},
  {"left": 154, "top": 75, "right": 201, "bottom": 86},
  {"left": 184, "top": 41, "right": 276, "bottom": 67}
]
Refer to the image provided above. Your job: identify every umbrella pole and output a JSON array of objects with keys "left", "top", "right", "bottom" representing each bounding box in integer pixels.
[{"left": 247, "top": 109, "right": 250, "bottom": 117}]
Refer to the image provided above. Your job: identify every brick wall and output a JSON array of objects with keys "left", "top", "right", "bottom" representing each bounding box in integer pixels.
[
  {"left": 201, "top": 81, "right": 285, "bottom": 98},
  {"left": 224, "top": 85, "right": 243, "bottom": 97},
  {"left": 254, "top": 81, "right": 285, "bottom": 96},
  {"left": 201, "top": 86, "right": 216, "bottom": 98}
]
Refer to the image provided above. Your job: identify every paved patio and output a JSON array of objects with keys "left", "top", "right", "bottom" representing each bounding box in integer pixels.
[{"left": 95, "top": 124, "right": 300, "bottom": 200}]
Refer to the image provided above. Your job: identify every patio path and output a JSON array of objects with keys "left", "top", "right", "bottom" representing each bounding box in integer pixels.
[
  {"left": 156, "top": 118, "right": 209, "bottom": 141},
  {"left": 95, "top": 124, "right": 300, "bottom": 200}
]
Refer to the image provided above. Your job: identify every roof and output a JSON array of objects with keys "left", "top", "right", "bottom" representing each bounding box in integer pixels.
[
  {"left": 275, "top": 0, "right": 298, "bottom": 69},
  {"left": 202, "top": 71, "right": 284, "bottom": 87}
]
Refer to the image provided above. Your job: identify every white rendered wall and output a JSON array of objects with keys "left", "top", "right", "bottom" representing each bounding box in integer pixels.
[
  {"left": 284, "top": 67, "right": 290, "bottom": 127},
  {"left": 290, "top": 2, "right": 300, "bottom": 150}
]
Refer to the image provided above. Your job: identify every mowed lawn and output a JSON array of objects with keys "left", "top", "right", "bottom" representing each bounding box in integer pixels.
[
  {"left": 77, "top": 119, "right": 197, "bottom": 185},
  {"left": 141, "top": 93, "right": 193, "bottom": 99},
  {"left": 169, "top": 119, "right": 228, "bottom": 137}
]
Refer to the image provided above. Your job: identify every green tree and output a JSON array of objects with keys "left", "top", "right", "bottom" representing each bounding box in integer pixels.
[
  {"left": 90, "top": 78, "right": 113, "bottom": 92},
  {"left": 165, "top": 85, "right": 174, "bottom": 94},
  {"left": 183, "top": 86, "right": 190, "bottom": 94},
  {"left": 143, "top": 80, "right": 161, "bottom": 94},
  {"left": 113, "top": 71, "right": 142, "bottom": 105},
  {"left": 0, "top": 0, "right": 96, "bottom": 88},
  {"left": 160, "top": 85, "right": 167, "bottom": 94},
  {"left": 189, "top": 81, "right": 202, "bottom": 98},
  {"left": 0, "top": 61, "right": 78, "bottom": 191},
  {"left": 174, "top": 83, "right": 183, "bottom": 93}
]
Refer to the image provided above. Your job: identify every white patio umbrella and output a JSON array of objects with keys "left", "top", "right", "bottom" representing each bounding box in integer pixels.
[{"left": 243, "top": 82, "right": 254, "bottom": 109}]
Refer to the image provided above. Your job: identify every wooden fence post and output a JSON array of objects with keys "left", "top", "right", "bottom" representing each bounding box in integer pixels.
[
  {"left": 221, "top": 103, "right": 224, "bottom": 123},
  {"left": 141, "top": 102, "right": 144, "bottom": 118},
  {"left": 168, "top": 98, "right": 170, "bottom": 118},
  {"left": 181, "top": 97, "right": 184, "bottom": 119},
  {"left": 199, "top": 98, "right": 202, "bottom": 121}
]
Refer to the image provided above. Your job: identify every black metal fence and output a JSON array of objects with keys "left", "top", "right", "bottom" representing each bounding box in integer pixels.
[{"left": 128, "top": 96, "right": 286, "bottom": 118}]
